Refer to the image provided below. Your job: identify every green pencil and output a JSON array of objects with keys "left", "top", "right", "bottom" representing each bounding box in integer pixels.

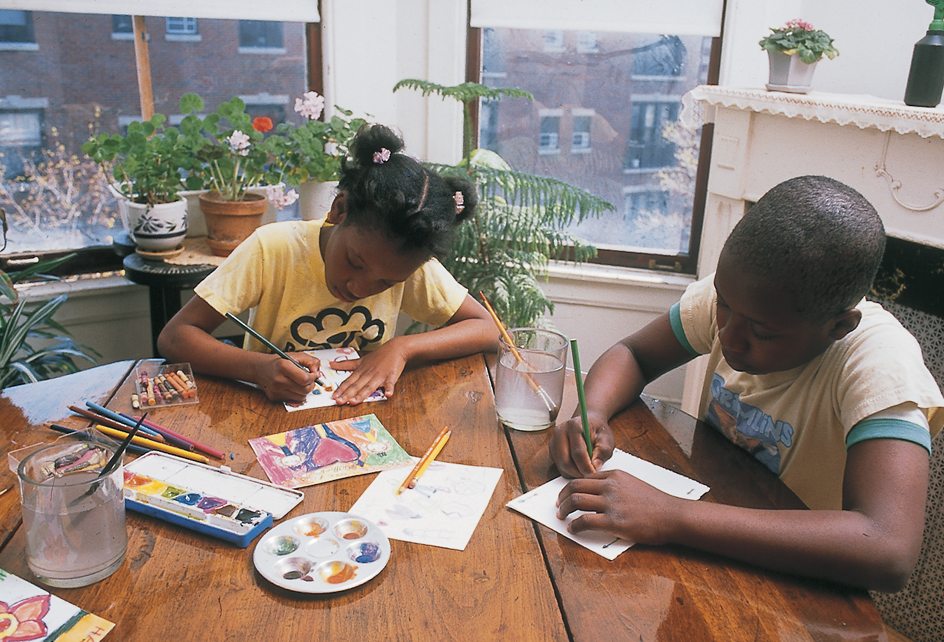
[
  {"left": 570, "top": 339, "right": 593, "bottom": 459},
  {"left": 225, "top": 312, "right": 325, "bottom": 386}
]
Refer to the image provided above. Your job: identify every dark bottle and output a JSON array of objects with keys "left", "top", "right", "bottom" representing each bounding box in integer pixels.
[{"left": 904, "top": 10, "right": 944, "bottom": 107}]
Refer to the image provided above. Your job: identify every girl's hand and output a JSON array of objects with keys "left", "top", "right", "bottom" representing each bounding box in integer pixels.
[
  {"left": 255, "top": 352, "right": 322, "bottom": 403},
  {"left": 550, "top": 411, "right": 615, "bottom": 478},
  {"left": 330, "top": 342, "right": 406, "bottom": 405},
  {"left": 555, "top": 469, "right": 680, "bottom": 546}
]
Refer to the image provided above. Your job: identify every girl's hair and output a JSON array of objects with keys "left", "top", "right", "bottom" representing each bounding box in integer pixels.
[{"left": 337, "top": 124, "right": 477, "bottom": 259}]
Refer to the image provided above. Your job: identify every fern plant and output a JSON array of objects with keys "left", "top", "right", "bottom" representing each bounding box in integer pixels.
[
  {"left": 394, "top": 79, "right": 613, "bottom": 328},
  {"left": 0, "top": 222, "right": 99, "bottom": 388}
]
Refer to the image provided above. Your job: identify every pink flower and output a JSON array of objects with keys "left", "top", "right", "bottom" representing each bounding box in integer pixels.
[
  {"left": 784, "top": 19, "right": 814, "bottom": 32},
  {"left": 227, "top": 130, "right": 251, "bottom": 156},
  {"left": 294, "top": 91, "right": 326, "bottom": 120},
  {"left": 373, "top": 148, "right": 391, "bottom": 164},
  {"left": 265, "top": 185, "right": 299, "bottom": 210}
]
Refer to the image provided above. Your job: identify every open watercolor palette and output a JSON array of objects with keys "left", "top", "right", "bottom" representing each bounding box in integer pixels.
[
  {"left": 253, "top": 512, "right": 391, "bottom": 593},
  {"left": 123, "top": 452, "right": 305, "bottom": 547}
]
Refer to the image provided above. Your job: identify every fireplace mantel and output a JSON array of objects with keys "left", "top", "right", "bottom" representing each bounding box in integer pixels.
[{"left": 680, "top": 86, "right": 944, "bottom": 413}]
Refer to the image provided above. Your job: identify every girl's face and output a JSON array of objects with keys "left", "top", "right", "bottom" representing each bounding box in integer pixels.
[{"left": 320, "top": 220, "right": 427, "bottom": 303}]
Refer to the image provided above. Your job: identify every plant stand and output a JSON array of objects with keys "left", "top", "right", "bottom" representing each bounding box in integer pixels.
[{"left": 766, "top": 51, "right": 819, "bottom": 94}]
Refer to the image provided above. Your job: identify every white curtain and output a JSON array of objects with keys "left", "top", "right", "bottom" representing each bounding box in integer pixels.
[
  {"left": 0, "top": 1, "right": 319, "bottom": 22},
  {"left": 471, "top": 0, "right": 722, "bottom": 37}
]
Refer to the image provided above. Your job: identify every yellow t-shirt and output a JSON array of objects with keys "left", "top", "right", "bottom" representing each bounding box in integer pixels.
[
  {"left": 195, "top": 220, "right": 468, "bottom": 354},
  {"left": 671, "top": 275, "right": 944, "bottom": 509}
]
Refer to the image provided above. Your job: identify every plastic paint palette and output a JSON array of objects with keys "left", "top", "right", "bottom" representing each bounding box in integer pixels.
[{"left": 253, "top": 512, "right": 390, "bottom": 593}]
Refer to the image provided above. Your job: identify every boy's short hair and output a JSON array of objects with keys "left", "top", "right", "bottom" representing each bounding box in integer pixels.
[{"left": 722, "top": 175, "right": 886, "bottom": 321}]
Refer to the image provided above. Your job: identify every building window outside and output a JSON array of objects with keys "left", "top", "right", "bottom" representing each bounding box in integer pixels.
[
  {"left": 478, "top": 27, "right": 712, "bottom": 260},
  {"left": 625, "top": 101, "right": 679, "bottom": 170},
  {"left": 576, "top": 31, "right": 598, "bottom": 54},
  {"left": 239, "top": 20, "right": 284, "bottom": 50},
  {"left": 539, "top": 115, "right": 561, "bottom": 154},
  {"left": 0, "top": 107, "right": 42, "bottom": 178},
  {"left": 112, "top": 15, "right": 133, "bottom": 35},
  {"left": 0, "top": 10, "right": 34, "bottom": 43},
  {"left": 166, "top": 17, "right": 198, "bottom": 36},
  {"left": 543, "top": 30, "right": 564, "bottom": 53}
]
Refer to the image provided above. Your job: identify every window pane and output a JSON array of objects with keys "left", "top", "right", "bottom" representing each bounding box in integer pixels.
[
  {"left": 479, "top": 28, "right": 711, "bottom": 256},
  {"left": 0, "top": 12, "right": 307, "bottom": 254},
  {"left": 239, "top": 20, "right": 284, "bottom": 49},
  {"left": 0, "top": 10, "right": 35, "bottom": 43}
]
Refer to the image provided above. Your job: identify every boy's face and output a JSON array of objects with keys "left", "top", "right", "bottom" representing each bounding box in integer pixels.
[
  {"left": 320, "top": 220, "right": 427, "bottom": 303},
  {"left": 713, "top": 252, "right": 850, "bottom": 375}
]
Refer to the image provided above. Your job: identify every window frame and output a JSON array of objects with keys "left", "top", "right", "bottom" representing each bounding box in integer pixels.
[{"left": 465, "top": 25, "right": 721, "bottom": 275}]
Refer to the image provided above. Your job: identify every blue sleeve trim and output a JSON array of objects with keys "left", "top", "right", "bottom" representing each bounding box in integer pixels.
[
  {"left": 846, "top": 418, "right": 932, "bottom": 455},
  {"left": 669, "top": 302, "right": 698, "bottom": 357}
]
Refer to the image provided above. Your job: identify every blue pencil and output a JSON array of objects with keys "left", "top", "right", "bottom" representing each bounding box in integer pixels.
[{"left": 85, "top": 401, "right": 163, "bottom": 440}]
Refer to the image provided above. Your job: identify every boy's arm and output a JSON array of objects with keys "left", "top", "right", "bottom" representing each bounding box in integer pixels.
[
  {"left": 331, "top": 293, "right": 498, "bottom": 404},
  {"left": 157, "top": 296, "right": 321, "bottom": 403},
  {"left": 551, "top": 311, "right": 696, "bottom": 477},
  {"left": 556, "top": 437, "right": 929, "bottom": 591}
]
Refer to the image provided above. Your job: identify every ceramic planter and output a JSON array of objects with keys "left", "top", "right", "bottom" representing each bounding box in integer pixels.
[
  {"left": 766, "top": 51, "right": 819, "bottom": 94},
  {"left": 298, "top": 180, "right": 339, "bottom": 221},
  {"left": 121, "top": 198, "right": 189, "bottom": 252},
  {"left": 199, "top": 191, "right": 268, "bottom": 257}
]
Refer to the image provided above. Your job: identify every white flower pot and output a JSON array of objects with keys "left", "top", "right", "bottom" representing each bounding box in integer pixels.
[
  {"left": 121, "top": 198, "right": 189, "bottom": 252},
  {"left": 298, "top": 180, "right": 339, "bottom": 221},
  {"left": 766, "top": 51, "right": 819, "bottom": 94}
]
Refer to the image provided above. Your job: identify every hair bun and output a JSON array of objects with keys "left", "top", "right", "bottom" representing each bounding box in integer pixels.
[{"left": 349, "top": 124, "right": 406, "bottom": 167}]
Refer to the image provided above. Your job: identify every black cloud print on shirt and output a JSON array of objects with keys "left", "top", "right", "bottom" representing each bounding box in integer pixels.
[{"left": 285, "top": 305, "right": 386, "bottom": 352}]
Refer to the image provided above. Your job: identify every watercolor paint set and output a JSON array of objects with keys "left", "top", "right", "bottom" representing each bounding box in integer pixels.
[
  {"left": 123, "top": 452, "right": 304, "bottom": 547},
  {"left": 133, "top": 362, "right": 199, "bottom": 409},
  {"left": 253, "top": 511, "right": 390, "bottom": 593}
]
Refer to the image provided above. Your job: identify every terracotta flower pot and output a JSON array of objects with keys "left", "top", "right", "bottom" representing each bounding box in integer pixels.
[
  {"left": 199, "top": 191, "right": 268, "bottom": 257},
  {"left": 766, "top": 51, "right": 819, "bottom": 94}
]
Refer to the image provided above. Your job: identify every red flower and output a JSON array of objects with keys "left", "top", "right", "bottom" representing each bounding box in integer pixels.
[
  {"left": 252, "top": 117, "right": 273, "bottom": 133},
  {"left": 0, "top": 594, "right": 51, "bottom": 641}
]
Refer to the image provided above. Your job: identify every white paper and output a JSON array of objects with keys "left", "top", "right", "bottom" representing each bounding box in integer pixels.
[
  {"left": 349, "top": 461, "right": 503, "bottom": 551},
  {"left": 284, "top": 348, "right": 386, "bottom": 411},
  {"left": 506, "top": 449, "right": 709, "bottom": 560}
]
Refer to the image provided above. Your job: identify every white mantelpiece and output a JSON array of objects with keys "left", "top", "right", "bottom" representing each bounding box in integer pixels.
[{"left": 680, "top": 86, "right": 944, "bottom": 413}]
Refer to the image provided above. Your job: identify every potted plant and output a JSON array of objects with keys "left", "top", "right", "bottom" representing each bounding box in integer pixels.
[
  {"left": 82, "top": 114, "right": 196, "bottom": 252},
  {"left": 393, "top": 79, "right": 612, "bottom": 329},
  {"left": 759, "top": 19, "right": 839, "bottom": 93}
]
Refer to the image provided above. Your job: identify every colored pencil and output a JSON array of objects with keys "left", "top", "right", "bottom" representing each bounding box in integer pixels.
[
  {"left": 94, "top": 424, "right": 210, "bottom": 463},
  {"left": 570, "top": 339, "right": 593, "bottom": 459},
  {"left": 225, "top": 312, "right": 325, "bottom": 386},
  {"left": 48, "top": 423, "right": 151, "bottom": 456},
  {"left": 396, "top": 426, "right": 452, "bottom": 495},
  {"left": 119, "top": 413, "right": 225, "bottom": 460},
  {"left": 478, "top": 291, "right": 557, "bottom": 413},
  {"left": 116, "top": 412, "right": 194, "bottom": 452},
  {"left": 69, "top": 404, "right": 165, "bottom": 442}
]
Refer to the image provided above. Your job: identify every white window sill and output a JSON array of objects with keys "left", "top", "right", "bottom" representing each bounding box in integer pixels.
[{"left": 545, "top": 260, "right": 693, "bottom": 290}]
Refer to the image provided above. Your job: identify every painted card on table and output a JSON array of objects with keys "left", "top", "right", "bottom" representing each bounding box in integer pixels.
[
  {"left": 0, "top": 568, "right": 113, "bottom": 641},
  {"left": 248, "top": 414, "right": 411, "bottom": 488},
  {"left": 284, "top": 348, "right": 386, "bottom": 412}
]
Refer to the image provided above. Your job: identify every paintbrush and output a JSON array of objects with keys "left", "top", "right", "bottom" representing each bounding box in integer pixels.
[
  {"left": 69, "top": 413, "right": 147, "bottom": 507},
  {"left": 225, "top": 312, "right": 325, "bottom": 386}
]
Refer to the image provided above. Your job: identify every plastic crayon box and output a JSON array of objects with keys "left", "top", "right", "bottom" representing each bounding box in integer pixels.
[
  {"left": 133, "top": 362, "right": 198, "bottom": 409},
  {"left": 123, "top": 452, "right": 304, "bottom": 547}
]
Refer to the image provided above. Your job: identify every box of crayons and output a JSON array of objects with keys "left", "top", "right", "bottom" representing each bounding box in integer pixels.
[
  {"left": 134, "top": 362, "right": 198, "bottom": 408},
  {"left": 123, "top": 452, "right": 305, "bottom": 547}
]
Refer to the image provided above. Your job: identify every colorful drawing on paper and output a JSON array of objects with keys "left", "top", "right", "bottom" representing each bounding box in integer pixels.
[
  {"left": 284, "top": 348, "right": 386, "bottom": 412},
  {"left": 348, "top": 460, "right": 503, "bottom": 551},
  {"left": 249, "top": 414, "right": 411, "bottom": 488},
  {"left": 0, "top": 568, "right": 114, "bottom": 641}
]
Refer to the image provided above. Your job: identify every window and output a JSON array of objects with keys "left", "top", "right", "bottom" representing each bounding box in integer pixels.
[
  {"left": 538, "top": 114, "right": 561, "bottom": 154},
  {"left": 476, "top": 26, "right": 717, "bottom": 267},
  {"left": 239, "top": 20, "right": 284, "bottom": 50},
  {"left": 625, "top": 101, "right": 679, "bottom": 170},
  {"left": 571, "top": 114, "right": 592, "bottom": 153},
  {"left": 0, "top": 11, "right": 309, "bottom": 257},
  {"left": 0, "top": 10, "right": 35, "bottom": 47}
]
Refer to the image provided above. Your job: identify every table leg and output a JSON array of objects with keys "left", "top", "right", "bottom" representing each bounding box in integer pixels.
[{"left": 148, "top": 286, "right": 182, "bottom": 357}]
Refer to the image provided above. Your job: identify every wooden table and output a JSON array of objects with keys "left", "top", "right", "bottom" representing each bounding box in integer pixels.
[{"left": 0, "top": 356, "right": 889, "bottom": 641}]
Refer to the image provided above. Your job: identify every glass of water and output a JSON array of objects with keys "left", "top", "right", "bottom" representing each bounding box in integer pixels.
[{"left": 494, "top": 328, "right": 568, "bottom": 431}]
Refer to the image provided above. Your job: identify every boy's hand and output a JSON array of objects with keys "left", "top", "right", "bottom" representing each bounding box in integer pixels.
[
  {"left": 550, "top": 412, "right": 615, "bottom": 478},
  {"left": 330, "top": 343, "right": 406, "bottom": 405},
  {"left": 556, "top": 469, "right": 679, "bottom": 545},
  {"left": 255, "top": 352, "right": 322, "bottom": 403}
]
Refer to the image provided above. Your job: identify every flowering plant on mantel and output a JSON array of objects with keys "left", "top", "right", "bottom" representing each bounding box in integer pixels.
[{"left": 759, "top": 19, "right": 839, "bottom": 64}]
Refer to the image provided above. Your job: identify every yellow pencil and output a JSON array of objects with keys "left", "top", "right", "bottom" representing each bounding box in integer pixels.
[
  {"left": 95, "top": 424, "right": 210, "bottom": 463},
  {"left": 396, "top": 426, "right": 452, "bottom": 495}
]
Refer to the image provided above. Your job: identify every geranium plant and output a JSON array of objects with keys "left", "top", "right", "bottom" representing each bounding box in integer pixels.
[{"left": 759, "top": 19, "right": 839, "bottom": 64}]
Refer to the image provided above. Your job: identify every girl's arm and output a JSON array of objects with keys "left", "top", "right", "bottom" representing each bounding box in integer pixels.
[
  {"left": 157, "top": 296, "right": 321, "bottom": 403},
  {"left": 331, "top": 293, "right": 498, "bottom": 404},
  {"left": 556, "top": 437, "right": 929, "bottom": 591}
]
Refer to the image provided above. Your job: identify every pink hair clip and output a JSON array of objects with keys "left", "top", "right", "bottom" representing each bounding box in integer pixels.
[
  {"left": 373, "top": 148, "right": 391, "bottom": 164},
  {"left": 453, "top": 191, "right": 465, "bottom": 214}
]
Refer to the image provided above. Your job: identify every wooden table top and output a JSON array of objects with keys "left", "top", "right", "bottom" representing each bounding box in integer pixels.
[{"left": 0, "top": 356, "right": 889, "bottom": 641}]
